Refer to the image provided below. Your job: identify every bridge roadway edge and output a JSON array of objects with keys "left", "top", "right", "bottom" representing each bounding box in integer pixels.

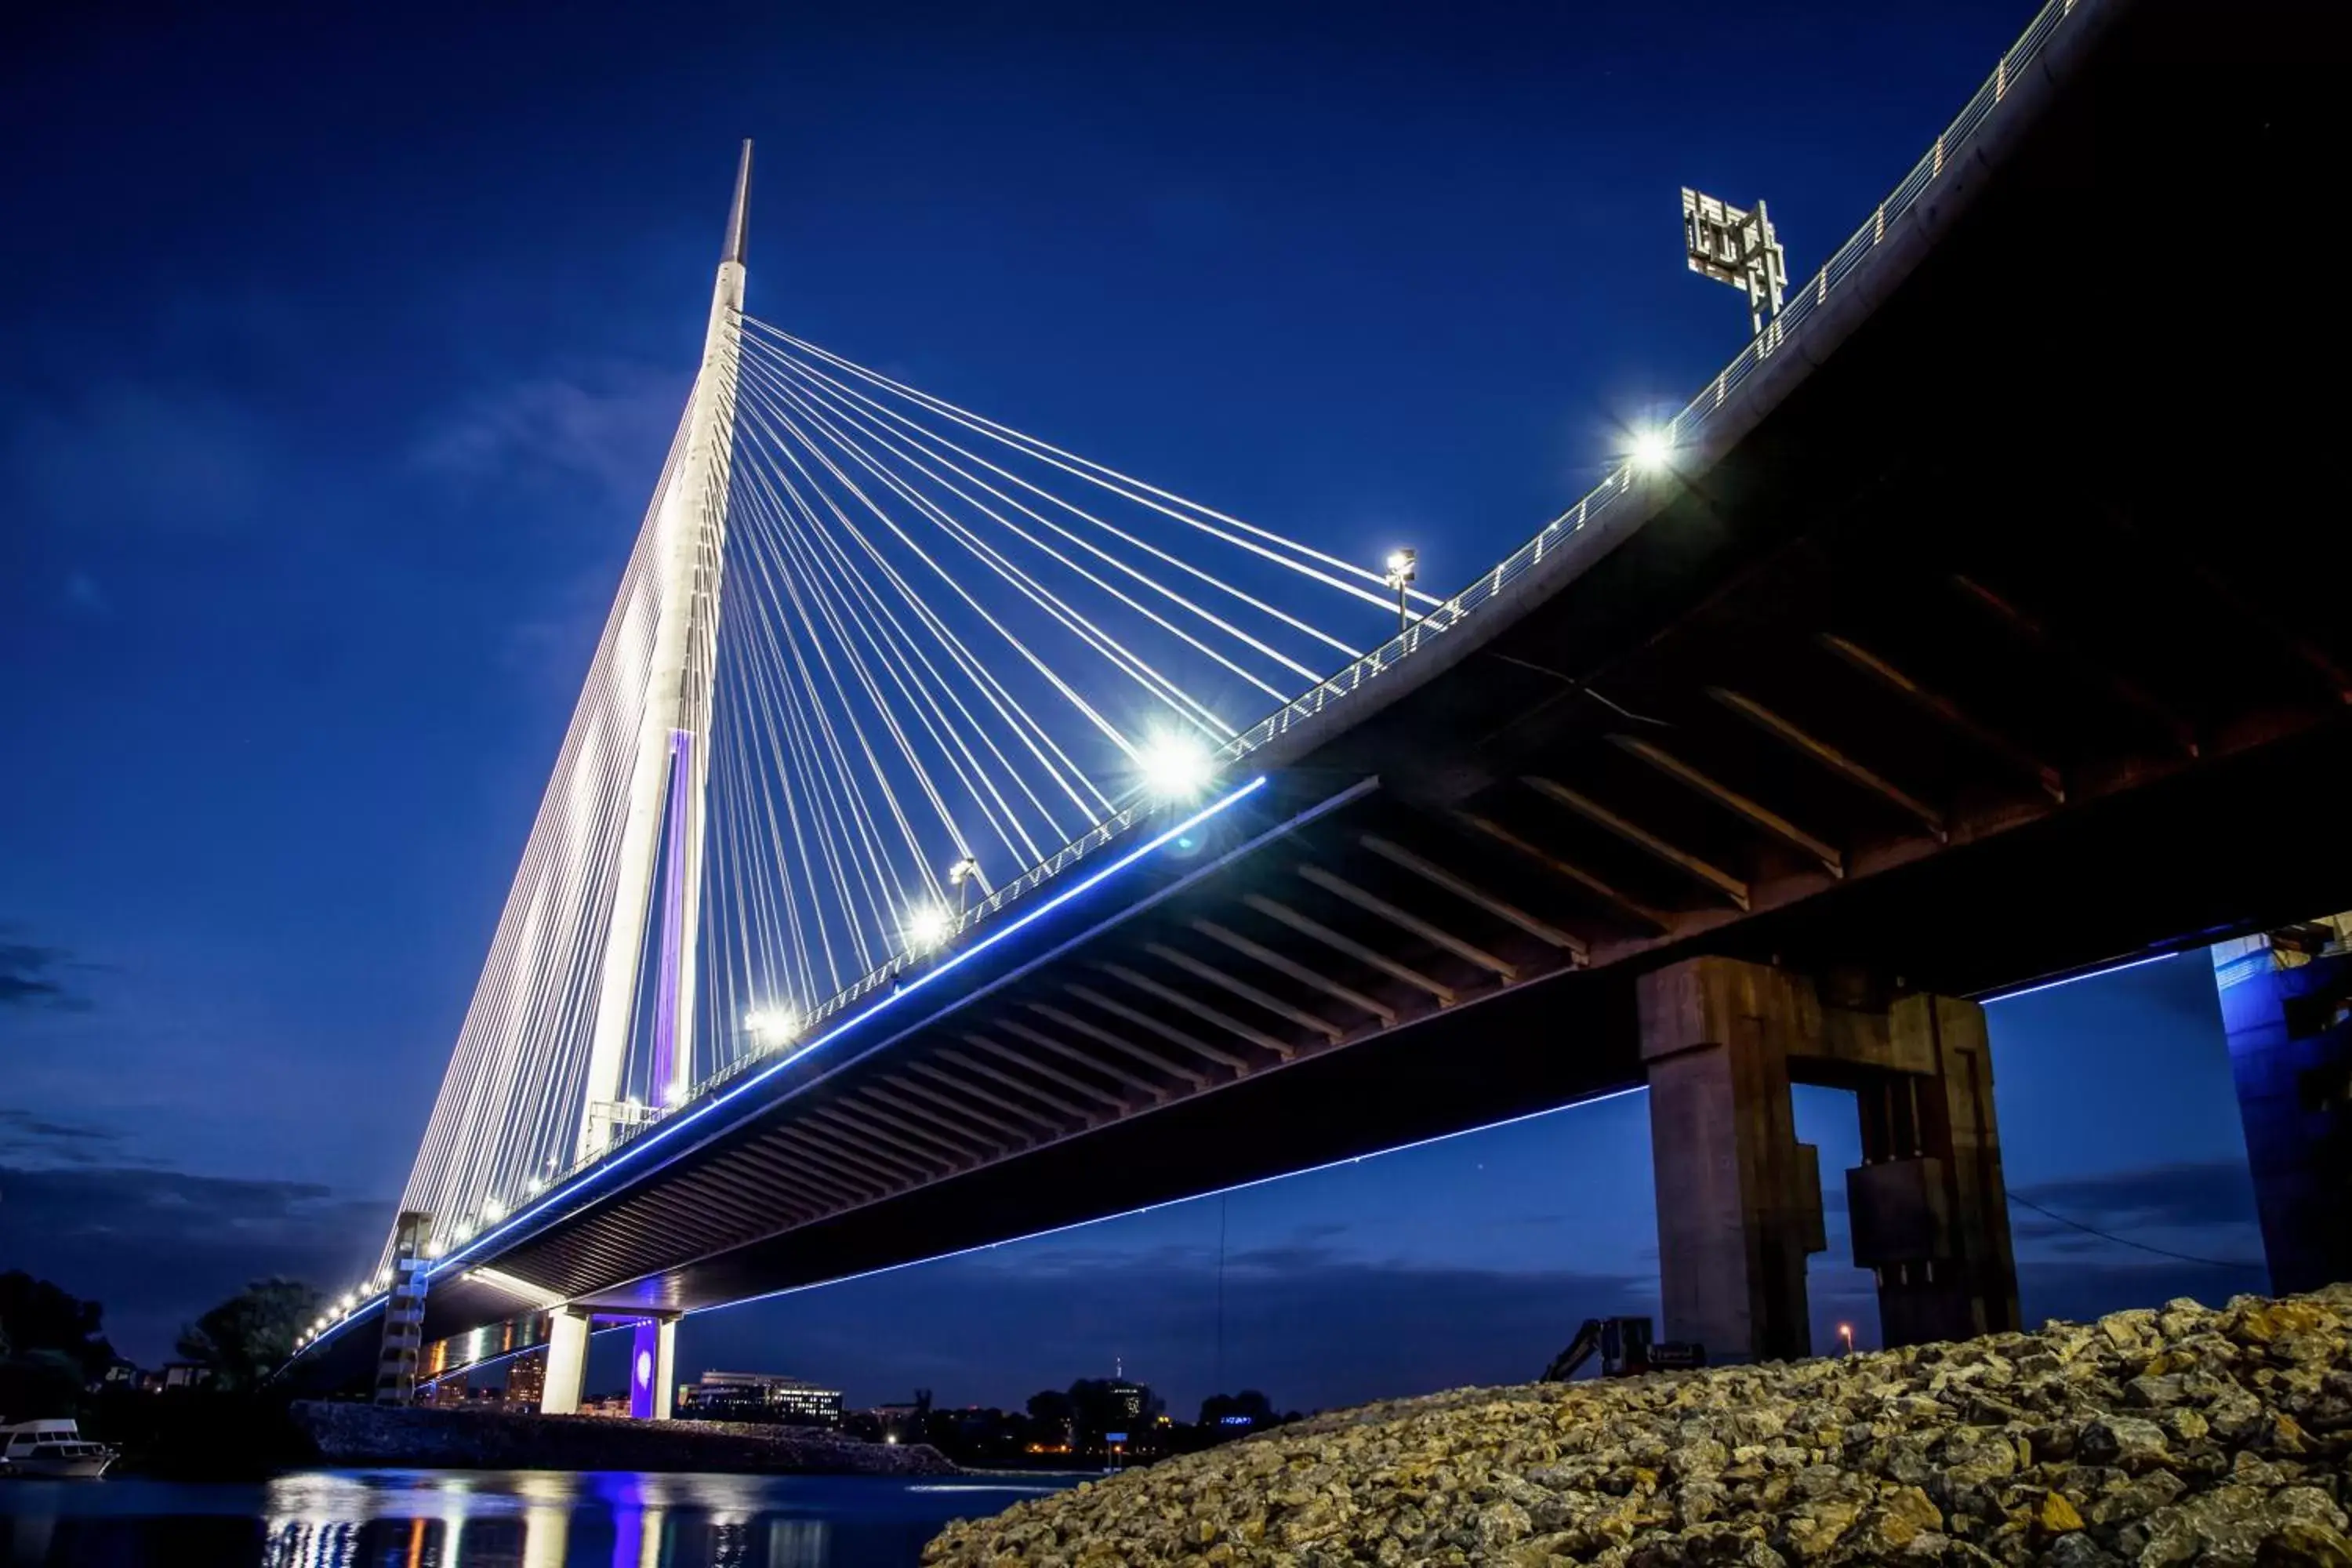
[{"left": 287, "top": 0, "right": 2352, "bottom": 1392}]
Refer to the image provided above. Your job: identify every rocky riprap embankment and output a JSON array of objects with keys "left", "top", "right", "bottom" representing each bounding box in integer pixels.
[{"left": 925, "top": 1288, "right": 2352, "bottom": 1566}]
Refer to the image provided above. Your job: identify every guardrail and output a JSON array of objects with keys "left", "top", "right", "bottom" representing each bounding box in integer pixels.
[
  {"left": 1213, "top": 0, "right": 2080, "bottom": 765},
  {"left": 551, "top": 0, "right": 2087, "bottom": 1195}
]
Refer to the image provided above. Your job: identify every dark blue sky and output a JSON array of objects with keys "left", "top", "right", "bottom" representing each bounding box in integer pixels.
[{"left": 0, "top": 0, "right": 2268, "bottom": 1412}]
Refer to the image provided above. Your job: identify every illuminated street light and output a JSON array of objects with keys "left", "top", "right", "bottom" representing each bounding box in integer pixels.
[
  {"left": 744, "top": 1006, "right": 801, "bottom": 1046},
  {"left": 1383, "top": 547, "right": 1418, "bottom": 634},
  {"left": 905, "top": 902, "right": 956, "bottom": 954},
  {"left": 1135, "top": 728, "right": 1216, "bottom": 803},
  {"left": 1628, "top": 427, "right": 1675, "bottom": 476},
  {"left": 946, "top": 853, "right": 983, "bottom": 916}
]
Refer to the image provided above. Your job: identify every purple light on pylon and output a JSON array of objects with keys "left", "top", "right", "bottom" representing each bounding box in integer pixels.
[
  {"left": 630, "top": 1320, "right": 661, "bottom": 1420},
  {"left": 651, "top": 729, "right": 692, "bottom": 1106}
]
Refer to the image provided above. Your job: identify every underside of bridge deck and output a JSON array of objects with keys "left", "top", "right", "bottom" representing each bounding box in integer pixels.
[{"left": 368, "top": 0, "right": 2352, "bottom": 1376}]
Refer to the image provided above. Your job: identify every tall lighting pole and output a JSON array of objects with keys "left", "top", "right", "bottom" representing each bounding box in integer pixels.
[{"left": 1384, "top": 548, "right": 1417, "bottom": 635}]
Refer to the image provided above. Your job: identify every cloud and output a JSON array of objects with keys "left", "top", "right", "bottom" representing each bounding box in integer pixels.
[
  {"left": 0, "top": 1163, "right": 389, "bottom": 1363},
  {"left": 0, "top": 1110, "right": 160, "bottom": 1170},
  {"left": 412, "top": 364, "right": 687, "bottom": 504},
  {"left": 2009, "top": 1160, "right": 2259, "bottom": 1234},
  {"left": 2, "top": 385, "right": 271, "bottom": 538},
  {"left": 0, "top": 939, "right": 89, "bottom": 1012}
]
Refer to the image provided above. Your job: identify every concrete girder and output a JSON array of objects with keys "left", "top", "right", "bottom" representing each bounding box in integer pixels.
[
  {"left": 1523, "top": 776, "right": 1751, "bottom": 910},
  {"left": 1298, "top": 864, "right": 1519, "bottom": 979},
  {"left": 1190, "top": 920, "right": 1398, "bottom": 1025},
  {"left": 1707, "top": 686, "right": 1947, "bottom": 840},
  {"left": 1142, "top": 942, "right": 1345, "bottom": 1043}
]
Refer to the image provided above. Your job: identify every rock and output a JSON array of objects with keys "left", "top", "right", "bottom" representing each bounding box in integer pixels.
[
  {"left": 923, "top": 1289, "right": 2352, "bottom": 1566},
  {"left": 2257, "top": 1522, "right": 2352, "bottom": 1566},
  {"left": 2033, "top": 1490, "right": 2085, "bottom": 1536},
  {"left": 2078, "top": 1415, "right": 2170, "bottom": 1470},
  {"left": 2043, "top": 1535, "right": 2120, "bottom": 1568}
]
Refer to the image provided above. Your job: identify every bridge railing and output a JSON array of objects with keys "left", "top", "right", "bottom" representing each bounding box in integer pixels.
[
  {"left": 1215, "top": 0, "right": 2082, "bottom": 768},
  {"left": 564, "top": 0, "right": 2087, "bottom": 1185}
]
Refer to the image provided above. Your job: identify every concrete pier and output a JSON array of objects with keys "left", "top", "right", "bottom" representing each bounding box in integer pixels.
[
  {"left": 1641, "top": 956, "right": 2018, "bottom": 1363},
  {"left": 539, "top": 1306, "right": 589, "bottom": 1416}
]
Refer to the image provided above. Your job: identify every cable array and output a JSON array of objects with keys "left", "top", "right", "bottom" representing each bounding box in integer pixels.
[
  {"left": 387, "top": 408, "right": 699, "bottom": 1263},
  {"left": 386, "top": 319, "right": 1403, "bottom": 1265},
  {"left": 686, "top": 321, "right": 1403, "bottom": 1093}
]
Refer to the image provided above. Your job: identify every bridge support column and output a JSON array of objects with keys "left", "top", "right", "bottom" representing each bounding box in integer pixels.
[
  {"left": 539, "top": 1306, "right": 590, "bottom": 1416},
  {"left": 1640, "top": 956, "right": 2018, "bottom": 1363},
  {"left": 1856, "top": 992, "right": 2019, "bottom": 1348},
  {"left": 2212, "top": 916, "right": 2352, "bottom": 1295},
  {"left": 1640, "top": 956, "right": 1825, "bottom": 1363},
  {"left": 630, "top": 1316, "right": 678, "bottom": 1421}
]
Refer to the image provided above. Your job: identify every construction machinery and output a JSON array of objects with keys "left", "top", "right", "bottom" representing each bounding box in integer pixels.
[{"left": 1541, "top": 1317, "right": 1705, "bottom": 1382}]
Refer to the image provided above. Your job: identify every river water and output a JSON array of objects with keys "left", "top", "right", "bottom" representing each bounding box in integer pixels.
[{"left": 0, "top": 1469, "right": 1079, "bottom": 1567}]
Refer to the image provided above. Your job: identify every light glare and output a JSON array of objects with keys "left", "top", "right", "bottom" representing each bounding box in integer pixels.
[
  {"left": 1628, "top": 427, "right": 1675, "bottom": 474},
  {"left": 745, "top": 1006, "right": 802, "bottom": 1044},
  {"left": 1135, "top": 729, "right": 1217, "bottom": 802},
  {"left": 904, "top": 903, "right": 956, "bottom": 953}
]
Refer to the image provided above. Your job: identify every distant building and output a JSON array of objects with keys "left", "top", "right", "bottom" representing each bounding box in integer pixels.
[
  {"left": 681, "top": 1370, "right": 844, "bottom": 1428},
  {"left": 1105, "top": 1380, "right": 1149, "bottom": 1432},
  {"left": 419, "top": 1371, "right": 470, "bottom": 1408},
  {"left": 159, "top": 1363, "right": 212, "bottom": 1392},
  {"left": 90, "top": 1359, "right": 140, "bottom": 1393},
  {"left": 506, "top": 1349, "right": 546, "bottom": 1409}
]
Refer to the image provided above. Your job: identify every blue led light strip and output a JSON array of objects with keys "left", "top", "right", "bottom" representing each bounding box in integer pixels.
[
  {"left": 422, "top": 775, "right": 1269, "bottom": 1286},
  {"left": 1981, "top": 949, "right": 2183, "bottom": 1004},
  {"left": 691, "top": 1083, "right": 1651, "bottom": 1319}
]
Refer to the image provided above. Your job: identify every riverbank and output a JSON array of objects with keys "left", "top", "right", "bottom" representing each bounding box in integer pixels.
[
  {"left": 292, "top": 1402, "right": 958, "bottom": 1477},
  {"left": 925, "top": 1286, "right": 2352, "bottom": 1565}
]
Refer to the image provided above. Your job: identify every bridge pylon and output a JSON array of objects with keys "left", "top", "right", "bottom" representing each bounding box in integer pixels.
[{"left": 577, "top": 141, "right": 753, "bottom": 1152}]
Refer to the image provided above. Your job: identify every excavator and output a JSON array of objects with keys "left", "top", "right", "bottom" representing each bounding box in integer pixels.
[{"left": 1541, "top": 1317, "right": 1706, "bottom": 1382}]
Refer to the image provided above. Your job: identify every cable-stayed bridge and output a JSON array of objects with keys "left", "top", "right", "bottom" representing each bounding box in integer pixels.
[{"left": 291, "top": 0, "right": 2352, "bottom": 1407}]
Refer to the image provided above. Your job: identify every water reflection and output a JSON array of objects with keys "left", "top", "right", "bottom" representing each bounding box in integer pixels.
[{"left": 0, "top": 1468, "right": 1072, "bottom": 1568}]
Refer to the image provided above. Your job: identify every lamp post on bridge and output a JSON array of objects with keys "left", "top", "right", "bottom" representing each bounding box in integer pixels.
[{"left": 1384, "top": 548, "right": 1417, "bottom": 636}]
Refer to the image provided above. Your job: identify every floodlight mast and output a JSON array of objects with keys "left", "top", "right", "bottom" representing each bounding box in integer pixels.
[{"left": 1681, "top": 187, "right": 1788, "bottom": 336}]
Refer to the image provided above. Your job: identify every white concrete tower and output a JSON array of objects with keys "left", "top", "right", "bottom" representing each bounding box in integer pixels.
[{"left": 576, "top": 142, "right": 750, "bottom": 1156}]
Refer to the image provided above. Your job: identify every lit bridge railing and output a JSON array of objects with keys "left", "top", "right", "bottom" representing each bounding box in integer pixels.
[{"left": 550, "top": 0, "right": 2089, "bottom": 1195}]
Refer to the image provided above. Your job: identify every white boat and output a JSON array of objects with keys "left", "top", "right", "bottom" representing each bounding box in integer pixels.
[{"left": 0, "top": 1419, "right": 116, "bottom": 1479}]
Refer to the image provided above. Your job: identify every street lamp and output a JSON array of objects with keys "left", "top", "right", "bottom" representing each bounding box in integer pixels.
[
  {"left": 1383, "top": 548, "right": 1418, "bottom": 634},
  {"left": 1628, "top": 426, "right": 1676, "bottom": 476},
  {"left": 905, "top": 902, "right": 956, "bottom": 954},
  {"left": 947, "top": 853, "right": 982, "bottom": 916},
  {"left": 745, "top": 1006, "right": 801, "bottom": 1047},
  {"left": 1135, "top": 728, "right": 1215, "bottom": 802}
]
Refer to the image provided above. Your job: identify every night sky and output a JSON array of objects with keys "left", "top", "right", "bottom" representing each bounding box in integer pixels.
[{"left": 1, "top": 0, "right": 2267, "bottom": 1417}]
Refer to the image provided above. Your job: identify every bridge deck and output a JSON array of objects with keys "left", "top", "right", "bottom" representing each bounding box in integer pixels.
[{"left": 299, "top": 0, "right": 2352, "bottom": 1384}]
